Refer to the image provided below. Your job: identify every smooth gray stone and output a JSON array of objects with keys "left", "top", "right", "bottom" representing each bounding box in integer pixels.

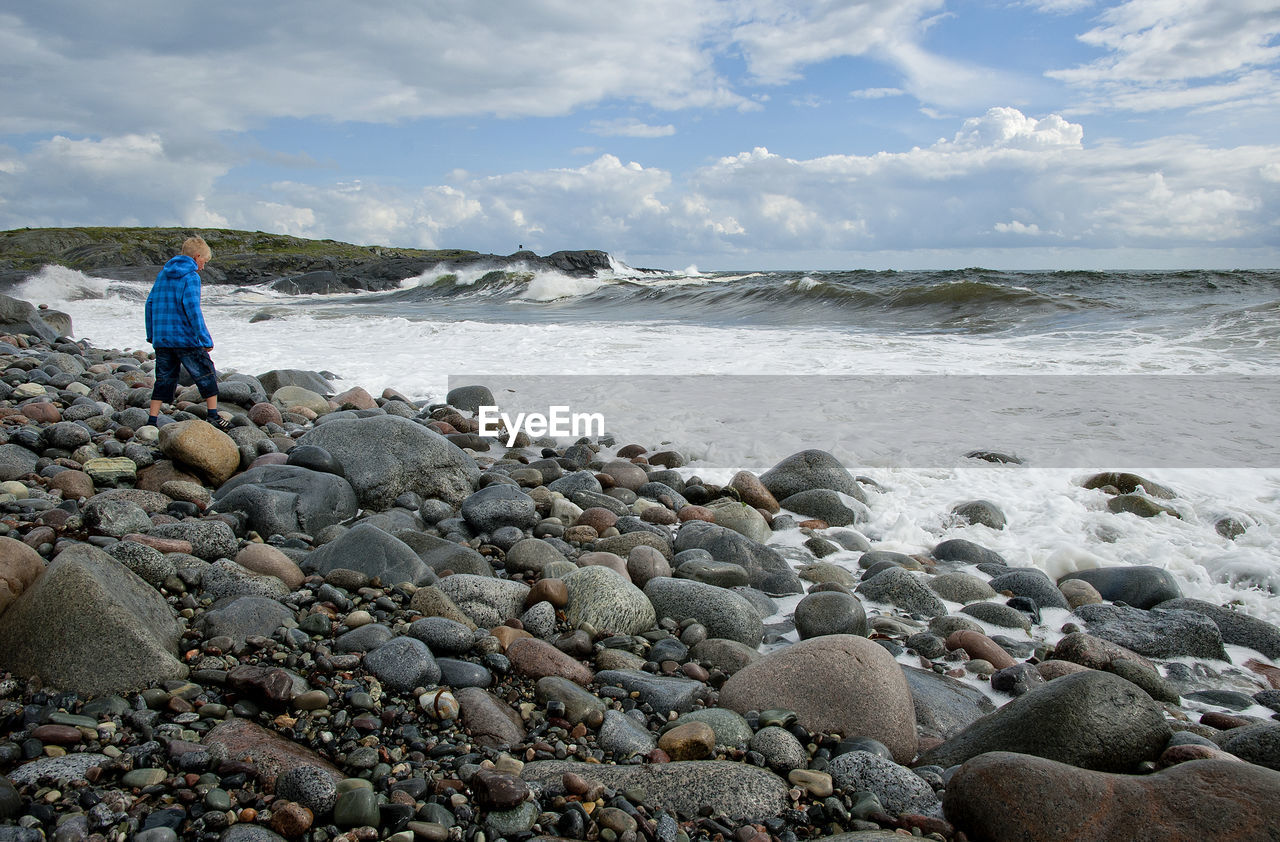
[
  {"left": 960, "top": 600, "right": 1032, "bottom": 631},
  {"left": 564, "top": 565, "right": 655, "bottom": 636},
  {"left": 407, "top": 617, "right": 474, "bottom": 655},
  {"left": 794, "top": 590, "right": 869, "bottom": 639},
  {"left": 749, "top": 725, "right": 808, "bottom": 773},
  {"left": 932, "top": 539, "right": 1007, "bottom": 567},
  {"left": 780, "top": 488, "right": 866, "bottom": 526},
  {"left": 196, "top": 596, "right": 295, "bottom": 645},
  {"left": 461, "top": 483, "right": 539, "bottom": 533},
  {"left": 901, "top": 666, "right": 997, "bottom": 740},
  {"left": 395, "top": 529, "right": 488, "bottom": 578},
  {"left": 363, "top": 636, "right": 441, "bottom": 693},
  {"left": 673, "top": 520, "right": 802, "bottom": 594},
  {"left": 856, "top": 567, "right": 948, "bottom": 618},
  {"left": 297, "top": 414, "right": 480, "bottom": 509},
  {"left": 598, "top": 709, "right": 657, "bottom": 757},
  {"left": 535, "top": 675, "right": 607, "bottom": 725},
  {"left": 1058, "top": 566, "right": 1182, "bottom": 609},
  {"left": 304, "top": 521, "right": 433, "bottom": 586},
  {"left": 644, "top": 577, "right": 764, "bottom": 647},
  {"left": 594, "top": 669, "right": 708, "bottom": 715},
  {"left": 1211, "top": 721, "right": 1280, "bottom": 771},
  {"left": 987, "top": 568, "right": 1070, "bottom": 610},
  {"left": 760, "top": 449, "right": 865, "bottom": 502},
  {"left": 0, "top": 545, "right": 184, "bottom": 696},
  {"left": 436, "top": 658, "right": 493, "bottom": 689}
]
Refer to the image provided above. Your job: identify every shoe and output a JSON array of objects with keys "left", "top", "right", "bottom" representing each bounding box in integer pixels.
[{"left": 210, "top": 413, "right": 234, "bottom": 432}]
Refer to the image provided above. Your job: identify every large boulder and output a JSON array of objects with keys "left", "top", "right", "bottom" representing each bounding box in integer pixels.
[
  {"left": 917, "top": 670, "right": 1170, "bottom": 772},
  {"left": 0, "top": 294, "right": 59, "bottom": 341},
  {"left": 158, "top": 419, "right": 240, "bottom": 486},
  {"left": 901, "top": 665, "right": 997, "bottom": 740},
  {"left": 302, "top": 521, "right": 433, "bottom": 586},
  {"left": 0, "top": 544, "right": 185, "bottom": 695},
  {"left": 673, "top": 521, "right": 802, "bottom": 594},
  {"left": 944, "top": 753, "right": 1280, "bottom": 842},
  {"left": 0, "top": 444, "right": 40, "bottom": 482},
  {"left": 644, "top": 577, "right": 764, "bottom": 647},
  {"left": 212, "top": 464, "right": 358, "bottom": 537},
  {"left": 719, "top": 635, "right": 917, "bottom": 763},
  {"left": 759, "top": 449, "right": 866, "bottom": 503},
  {"left": 297, "top": 415, "right": 480, "bottom": 509},
  {"left": 563, "top": 565, "right": 655, "bottom": 636}
]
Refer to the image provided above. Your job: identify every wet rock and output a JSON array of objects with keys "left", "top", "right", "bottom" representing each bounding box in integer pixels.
[
  {"left": 457, "top": 687, "right": 526, "bottom": 748},
  {"left": 1073, "top": 604, "right": 1230, "bottom": 662},
  {"left": 856, "top": 567, "right": 947, "bottom": 618},
  {"left": 944, "top": 752, "right": 1280, "bottom": 842},
  {"left": 0, "top": 544, "right": 184, "bottom": 695},
  {"left": 1059, "top": 566, "right": 1182, "bottom": 609},
  {"left": 435, "top": 573, "right": 529, "bottom": 627},
  {"left": 673, "top": 520, "right": 803, "bottom": 594},
  {"left": 918, "top": 670, "right": 1170, "bottom": 772},
  {"left": 901, "top": 666, "right": 997, "bottom": 740},
  {"left": 203, "top": 718, "right": 341, "bottom": 790},
  {"left": 759, "top": 449, "right": 865, "bottom": 503},
  {"left": 363, "top": 636, "right": 441, "bottom": 693},
  {"left": 987, "top": 567, "right": 1071, "bottom": 610},
  {"left": 644, "top": 576, "right": 764, "bottom": 647},
  {"left": 793, "top": 590, "right": 869, "bottom": 639},
  {"left": 1155, "top": 598, "right": 1280, "bottom": 659},
  {"left": 212, "top": 464, "right": 358, "bottom": 537},
  {"left": 827, "top": 751, "right": 942, "bottom": 817},
  {"left": 303, "top": 521, "right": 433, "bottom": 586}
]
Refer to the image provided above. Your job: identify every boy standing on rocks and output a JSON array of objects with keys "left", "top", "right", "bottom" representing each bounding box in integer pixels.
[{"left": 144, "top": 236, "right": 233, "bottom": 431}]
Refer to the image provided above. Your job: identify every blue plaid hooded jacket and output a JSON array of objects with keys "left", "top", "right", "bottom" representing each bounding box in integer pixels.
[{"left": 145, "top": 255, "right": 213, "bottom": 348}]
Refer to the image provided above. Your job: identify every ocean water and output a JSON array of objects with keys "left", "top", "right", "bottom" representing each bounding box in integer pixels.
[{"left": 14, "top": 260, "right": 1280, "bottom": 631}]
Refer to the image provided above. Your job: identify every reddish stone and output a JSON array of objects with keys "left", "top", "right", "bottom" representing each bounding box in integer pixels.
[
  {"left": 136, "top": 461, "right": 202, "bottom": 493},
  {"left": 1157, "top": 743, "right": 1241, "bottom": 769},
  {"left": 798, "top": 519, "right": 829, "bottom": 530},
  {"left": 248, "top": 453, "right": 290, "bottom": 469},
  {"left": 945, "top": 752, "right": 1280, "bottom": 842},
  {"left": 124, "top": 533, "right": 194, "bottom": 555},
  {"left": 1201, "top": 711, "right": 1252, "bottom": 730},
  {"left": 576, "top": 507, "right": 618, "bottom": 533},
  {"left": 506, "top": 637, "right": 594, "bottom": 685},
  {"left": 31, "top": 724, "right": 82, "bottom": 745},
  {"left": 676, "top": 505, "right": 715, "bottom": 523},
  {"left": 427, "top": 421, "right": 457, "bottom": 435},
  {"left": 525, "top": 578, "right": 568, "bottom": 609},
  {"left": 1036, "top": 660, "right": 1091, "bottom": 681},
  {"left": 945, "top": 630, "right": 1017, "bottom": 671},
  {"left": 20, "top": 403, "right": 60, "bottom": 423},
  {"left": 616, "top": 444, "right": 647, "bottom": 458},
  {"left": 270, "top": 802, "right": 314, "bottom": 836},
  {"left": 332, "top": 386, "right": 377, "bottom": 411},
  {"left": 1245, "top": 658, "right": 1280, "bottom": 689},
  {"left": 48, "top": 469, "right": 94, "bottom": 500},
  {"left": 1051, "top": 632, "right": 1158, "bottom": 674},
  {"left": 21, "top": 526, "right": 56, "bottom": 550},
  {"left": 729, "top": 471, "right": 780, "bottom": 513},
  {"left": 201, "top": 718, "right": 341, "bottom": 789},
  {"left": 248, "top": 402, "right": 284, "bottom": 427},
  {"left": 641, "top": 506, "right": 677, "bottom": 525}
]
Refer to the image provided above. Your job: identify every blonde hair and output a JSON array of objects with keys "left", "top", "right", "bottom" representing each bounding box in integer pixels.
[{"left": 180, "top": 236, "right": 212, "bottom": 261}]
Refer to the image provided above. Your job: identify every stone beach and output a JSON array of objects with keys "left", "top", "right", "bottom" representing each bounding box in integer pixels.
[{"left": 0, "top": 293, "right": 1277, "bottom": 842}]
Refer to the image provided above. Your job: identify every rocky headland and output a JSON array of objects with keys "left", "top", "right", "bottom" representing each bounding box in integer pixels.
[
  {"left": 0, "top": 293, "right": 1276, "bottom": 842},
  {"left": 0, "top": 228, "right": 618, "bottom": 294}
]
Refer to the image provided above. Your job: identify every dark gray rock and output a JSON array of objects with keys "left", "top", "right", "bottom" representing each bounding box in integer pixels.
[
  {"left": 928, "top": 572, "right": 997, "bottom": 604},
  {"left": 672, "top": 521, "right": 802, "bottom": 594},
  {"left": 960, "top": 601, "right": 1032, "bottom": 631},
  {"left": 546, "top": 471, "right": 602, "bottom": 497},
  {"left": 1058, "top": 566, "right": 1182, "bottom": 609},
  {"left": 445, "top": 385, "right": 495, "bottom": 414},
  {"left": 827, "top": 751, "right": 942, "bottom": 817},
  {"left": 395, "top": 529, "right": 490, "bottom": 578},
  {"left": 987, "top": 568, "right": 1070, "bottom": 610},
  {"left": 212, "top": 465, "right": 358, "bottom": 538},
  {"left": 0, "top": 444, "right": 39, "bottom": 483},
  {"left": 759, "top": 450, "right": 866, "bottom": 503},
  {"left": 363, "top": 636, "right": 440, "bottom": 693},
  {"left": 856, "top": 567, "right": 947, "bottom": 618},
  {"left": 297, "top": 415, "right": 480, "bottom": 509},
  {"left": 594, "top": 669, "right": 709, "bottom": 715},
  {"left": 749, "top": 725, "right": 808, "bottom": 773},
  {"left": 503, "top": 538, "right": 567, "bottom": 575},
  {"left": 673, "top": 558, "right": 749, "bottom": 588},
  {"left": 0, "top": 545, "right": 184, "bottom": 696},
  {"left": 461, "top": 484, "right": 538, "bottom": 533},
  {"left": 794, "top": 590, "right": 868, "bottom": 639},
  {"left": 901, "top": 666, "right": 997, "bottom": 740},
  {"left": 196, "top": 597, "right": 295, "bottom": 645},
  {"left": 951, "top": 499, "right": 1006, "bottom": 529},
  {"left": 303, "top": 522, "right": 433, "bottom": 586},
  {"left": 0, "top": 293, "right": 59, "bottom": 341},
  {"left": 1212, "top": 722, "right": 1280, "bottom": 771},
  {"left": 932, "top": 539, "right": 1006, "bottom": 567},
  {"left": 333, "top": 624, "right": 394, "bottom": 653},
  {"left": 146, "top": 521, "right": 238, "bottom": 562},
  {"left": 436, "top": 658, "right": 493, "bottom": 689},
  {"left": 257, "top": 369, "right": 334, "bottom": 396},
  {"left": 1154, "top": 598, "right": 1280, "bottom": 659},
  {"left": 1073, "top": 604, "right": 1230, "bottom": 662},
  {"left": 407, "top": 617, "right": 475, "bottom": 655},
  {"left": 598, "top": 709, "right": 658, "bottom": 757},
  {"left": 779, "top": 489, "right": 866, "bottom": 526},
  {"left": 917, "top": 670, "right": 1171, "bottom": 772},
  {"left": 644, "top": 577, "right": 764, "bottom": 647}
]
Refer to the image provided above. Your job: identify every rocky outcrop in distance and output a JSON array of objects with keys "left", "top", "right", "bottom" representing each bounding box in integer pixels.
[{"left": 0, "top": 227, "right": 618, "bottom": 292}]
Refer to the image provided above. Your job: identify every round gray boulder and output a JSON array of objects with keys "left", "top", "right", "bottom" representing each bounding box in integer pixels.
[
  {"left": 794, "top": 590, "right": 869, "bottom": 639},
  {"left": 461, "top": 484, "right": 538, "bottom": 533},
  {"left": 644, "top": 577, "right": 764, "bottom": 647},
  {"left": 564, "top": 565, "right": 656, "bottom": 636}
]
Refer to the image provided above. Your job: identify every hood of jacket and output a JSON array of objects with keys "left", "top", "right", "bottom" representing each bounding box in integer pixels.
[{"left": 160, "top": 255, "right": 199, "bottom": 279}]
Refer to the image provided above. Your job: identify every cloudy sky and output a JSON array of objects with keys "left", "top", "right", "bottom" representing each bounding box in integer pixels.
[{"left": 2, "top": 0, "right": 1278, "bottom": 269}]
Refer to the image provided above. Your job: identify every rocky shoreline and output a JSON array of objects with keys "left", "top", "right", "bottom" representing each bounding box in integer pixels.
[{"left": 0, "top": 293, "right": 1277, "bottom": 842}]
